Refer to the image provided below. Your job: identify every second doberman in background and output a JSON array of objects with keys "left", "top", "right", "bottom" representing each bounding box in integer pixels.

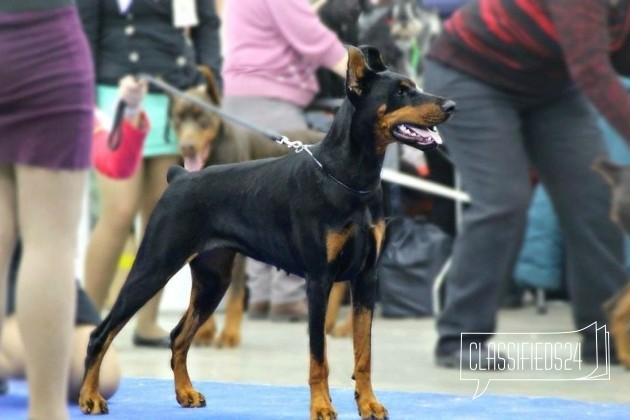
[
  {"left": 79, "top": 45, "right": 455, "bottom": 420},
  {"left": 593, "top": 158, "right": 630, "bottom": 369}
]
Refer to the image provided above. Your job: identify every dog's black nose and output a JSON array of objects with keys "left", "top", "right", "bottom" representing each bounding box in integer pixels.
[{"left": 441, "top": 100, "right": 456, "bottom": 115}]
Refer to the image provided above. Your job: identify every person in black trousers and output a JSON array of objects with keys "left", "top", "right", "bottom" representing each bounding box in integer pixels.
[{"left": 424, "top": 0, "right": 630, "bottom": 368}]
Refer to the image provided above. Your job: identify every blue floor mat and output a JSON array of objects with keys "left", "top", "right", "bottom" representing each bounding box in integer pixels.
[{"left": 1, "top": 377, "right": 629, "bottom": 419}]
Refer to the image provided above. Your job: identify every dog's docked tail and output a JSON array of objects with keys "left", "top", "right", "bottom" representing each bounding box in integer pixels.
[{"left": 167, "top": 165, "right": 187, "bottom": 183}]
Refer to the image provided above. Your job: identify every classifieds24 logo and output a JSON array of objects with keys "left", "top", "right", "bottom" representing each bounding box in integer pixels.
[{"left": 459, "top": 322, "right": 611, "bottom": 398}]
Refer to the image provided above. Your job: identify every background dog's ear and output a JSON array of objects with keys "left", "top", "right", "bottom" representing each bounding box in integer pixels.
[
  {"left": 346, "top": 45, "right": 375, "bottom": 99},
  {"left": 593, "top": 156, "right": 622, "bottom": 186},
  {"left": 359, "top": 45, "right": 387, "bottom": 72},
  {"left": 197, "top": 65, "right": 222, "bottom": 106}
]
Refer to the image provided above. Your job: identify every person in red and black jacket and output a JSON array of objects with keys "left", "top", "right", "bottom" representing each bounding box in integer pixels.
[{"left": 424, "top": 0, "right": 630, "bottom": 368}]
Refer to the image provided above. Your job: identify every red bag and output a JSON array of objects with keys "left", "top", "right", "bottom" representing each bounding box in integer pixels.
[{"left": 92, "top": 108, "right": 149, "bottom": 179}]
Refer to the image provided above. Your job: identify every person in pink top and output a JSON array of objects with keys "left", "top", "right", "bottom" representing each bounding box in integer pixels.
[{"left": 221, "top": 0, "right": 351, "bottom": 321}]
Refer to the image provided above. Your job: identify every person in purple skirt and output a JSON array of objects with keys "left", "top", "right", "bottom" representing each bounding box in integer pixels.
[{"left": 0, "top": 1, "right": 94, "bottom": 418}]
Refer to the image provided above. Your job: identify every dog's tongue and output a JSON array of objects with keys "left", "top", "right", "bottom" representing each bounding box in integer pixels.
[
  {"left": 184, "top": 155, "right": 204, "bottom": 172},
  {"left": 398, "top": 124, "right": 443, "bottom": 148}
]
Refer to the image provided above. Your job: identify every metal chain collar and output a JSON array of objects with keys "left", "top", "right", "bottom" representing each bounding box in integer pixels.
[{"left": 274, "top": 136, "right": 307, "bottom": 153}]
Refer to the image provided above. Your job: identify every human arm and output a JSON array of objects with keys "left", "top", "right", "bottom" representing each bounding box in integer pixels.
[
  {"left": 191, "top": 0, "right": 223, "bottom": 90},
  {"left": 547, "top": 0, "right": 630, "bottom": 145},
  {"left": 265, "top": 0, "right": 348, "bottom": 78}
]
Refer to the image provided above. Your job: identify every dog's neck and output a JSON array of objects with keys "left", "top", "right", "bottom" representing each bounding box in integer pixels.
[{"left": 314, "top": 100, "right": 385, "bottom": 195}]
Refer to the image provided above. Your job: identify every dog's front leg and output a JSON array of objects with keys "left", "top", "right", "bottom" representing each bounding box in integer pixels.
[
  {"left": 306, "top": 277, "right": 336, "bottom": 420},
  {"left": 350, "top": 271, "right": 388, "bottom": 420}
]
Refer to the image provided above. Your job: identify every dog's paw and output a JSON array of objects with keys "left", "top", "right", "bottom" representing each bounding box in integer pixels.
[
  {"left": 79, "top": 391, "right": 109, "bottom": 415},
  {"left": 215, "top": 329, "right": 241, "bottom": 348},
  {"left": 176, "top": 387, "right": 206, "bottom": 408},
  {"left": 357, "top": 399, "right": 388, "bottom": 420},
  {"left": 310, "top": 406, "right": 337, "bottom": 420}
]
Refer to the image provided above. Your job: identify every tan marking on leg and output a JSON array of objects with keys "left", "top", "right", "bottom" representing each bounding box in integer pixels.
[
  {"left": 372, "top": 220, "right": 386, "bottom": 259},
  {"left": 326, "top": 224, "right": 355, "bottom": 263},
  {"left": 353, "top": 307, "right": 387, "bottom": 419},
  {"left": 79, "top": 326, "right": 123, "bottom": 414},
  {"left": 309, "top": 353, "right": 336, "bottom": 420},
  {"left": 172, "top": 283, "right": 206, "bottom": 407}
]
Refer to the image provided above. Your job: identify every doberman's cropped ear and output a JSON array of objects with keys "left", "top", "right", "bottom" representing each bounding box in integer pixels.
[
  {"left": 359, "top": 45, "right": 387, "bottom": 72},
  {"left": 346, "top": 45, "right": 376, "bottom": 99},
  {"left": 593, "top": 156, "right": 622, "bottom": 186},
  {"left": 197, "top": 65, "right": 222, "bottom": 106}
]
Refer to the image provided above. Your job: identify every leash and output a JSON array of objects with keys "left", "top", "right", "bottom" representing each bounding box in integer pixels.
[
  {"left": 137, "top": 73, "right": 451, "bottom": 194},
  {"left": 138, "top": 73, "right": 287, "bottom": 143},
  {"left": 138, "top": 73, "right": 377, "bottom": 195}
]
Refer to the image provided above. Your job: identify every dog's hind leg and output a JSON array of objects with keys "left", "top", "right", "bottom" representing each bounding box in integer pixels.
[
  {"left": 80, "top": 207, "right": 201, "bottom": 414},
  {"left": 350, "top": 269, "right": 388, "bottom": 420},
  {"left": 78, "top": 310, "right": 126, "bottom": 414},
  {"left": 79, "top": 259, "right": 188, "bottom": 414},
  {"left": 171, "top": 248, "right": 235, "bottom": 407},
  {"left": 215, "top": 253, "right": 246, "bottom": 348},
  {"left": 326, "top": 282, "right": 353, "bottom": 338},
  {"left": 306, "top": 277, "right": 337, "bottom": 420}
]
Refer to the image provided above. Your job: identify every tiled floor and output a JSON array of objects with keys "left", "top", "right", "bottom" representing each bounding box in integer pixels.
[{"left": 111, "top": 299, "right": 629, "bottom": 405}]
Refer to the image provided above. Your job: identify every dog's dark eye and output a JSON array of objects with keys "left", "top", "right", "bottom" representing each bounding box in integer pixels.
[{"left": 396, "top": 87, "right": 407, "bottom": 96}]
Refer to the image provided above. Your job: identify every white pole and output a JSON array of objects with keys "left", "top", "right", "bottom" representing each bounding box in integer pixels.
[{"left": 380, "top": 168, "right": 471, "bottom": 203}]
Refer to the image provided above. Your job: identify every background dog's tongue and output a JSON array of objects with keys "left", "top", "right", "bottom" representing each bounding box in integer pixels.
[{"left": 184, "top": 156, "right": 204, "bottom": 172}]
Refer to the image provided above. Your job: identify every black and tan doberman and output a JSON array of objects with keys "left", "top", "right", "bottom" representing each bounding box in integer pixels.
[
  {"left": 170, "top": 66, "right": 324, "bottom": 348},
  {"left": 78, "top": 45, "right": 455, "bottom": 419}
]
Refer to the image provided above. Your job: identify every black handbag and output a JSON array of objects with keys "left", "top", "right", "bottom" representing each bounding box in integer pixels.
[{"left": 378, "top": 217, "right": 453, "bottom": 318}]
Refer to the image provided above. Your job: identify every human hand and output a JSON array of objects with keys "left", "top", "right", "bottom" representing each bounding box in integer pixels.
[{"left": 118, "top": 75, "right": 147, "bottom": 117}]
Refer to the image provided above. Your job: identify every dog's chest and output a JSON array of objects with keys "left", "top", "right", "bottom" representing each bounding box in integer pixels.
[{"left": 325, "top": 218, "right": 385, "bottom": 276}]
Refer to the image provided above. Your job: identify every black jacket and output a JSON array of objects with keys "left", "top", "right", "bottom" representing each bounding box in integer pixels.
[{"left": 77, "top": 0, "right": 222, "bottom": 91}]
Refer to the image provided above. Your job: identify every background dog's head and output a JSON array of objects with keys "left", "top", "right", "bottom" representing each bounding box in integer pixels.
[
  {"left": 358, "top": 0, "right": 441, "bottom": 83},
  {"left": 170, "top": 66, "right": 223, "bottom": 171},
  {"left": 390, "top": 0, "right": 441, "bottom": 52}
]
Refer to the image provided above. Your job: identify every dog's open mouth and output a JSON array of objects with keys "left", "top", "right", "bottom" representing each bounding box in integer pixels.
[
  {"left": 182, "top": 145, "right": 210, "bottom": 172},
  {"left": 392, "top": 123, "right": 442, "bottom": 151},
  {"left": 184, "top": 155, "right": 204, "bottom": 172}
]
